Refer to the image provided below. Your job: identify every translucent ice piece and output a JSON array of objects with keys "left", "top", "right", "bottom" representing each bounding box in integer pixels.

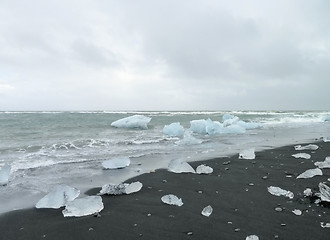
[
  {"left": 189, "top": 119, "right": 207, "bottom": 134},
  {"left": 163, "top": 122, "right": 185, "bottom": 137},
  {"left": 319, "top": 182, "right": 330, "bottom": 202},
  {"left": 99, "top": 181, "right": 143, "bottom": 195},
  {"left": 267, "top": 186, "right": 294, "bottom": 199},
  {"left": 168, "top": 159, "right": 196, "bottom": 173},
  {"left": 291, "top": 153, "right": 311, "bottom": 159},
  {"left": 246, "top": 235, "right": 259, "bottom": 240},
  {"left": 125, "top": 181, "right": 143, "bottom": 194},
  {"left": 294, "top": 144, "right": 319, "bottom": 151},
  {"left": 36, "top": 185, "right": 80, "bottom": 209},
  {"left": 201, "top": 205, "right": 213, "bottom": 217},
  {"left": 297, "top": 168, "right": 322, "bottom": 179},
  {"left": 196, "top": 164, "right": 213, "bottom": 174},
  {"left": 62, "top": 196, "right": 104, "bottom": 217},
  {"left": 292, "top": 209, "right": 302, "bottom": 215},
  {"left": 111, "top": 115, "right": 151, "bottom": 130},
  {"left": 175, "top": 131, "right": 203, "bottom": 145},
  {"left": 321, "top": 222, "right": 330, "bottom": 228},
  {"left": 303, "top": 188, "right": 312, "bottom": 197},
  {"left": 239, "top": 148, "right": 255, "bottom": 160},
  {"left": 0, "top": 164, "right": 11, "bottom": 186},
  {"left": 314, "top": 157, "right": 330, "bottom": 169},
  {"left": 102, "top": 157, "right": 130, "bottom": 169},
  {"left": 161, "top": 194, "right": 183, "bottom": 206}
]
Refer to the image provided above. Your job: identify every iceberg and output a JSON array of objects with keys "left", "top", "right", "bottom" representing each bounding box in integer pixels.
[
  {"left": 36, "top": 185, "right": 80, "bottom": 209},
  {"left": 267, "top": 186, "right": 294, "bottom": 199},
  {"left": 201, "top": 205, "right": 213, "bottom": 217},
  {"left": 111, "top": 115, "right": 151, "bottom": 130},
  {"left": 161, "top": 194, "right": 183, "bottom": 206},
  {"left": 189, "top": 119, "right": 207, "bottom": 134},
  {"left": 99, "top": 181, "right": 143, "bottom": 195},
  {"left": 246, "top": 235, "right": 259, "bottom": 240},
  {"left": 196, "top": 164, "right": 213, "bottom": 174},
  {"left": 292, "top": 153, "right": 311, "bottom": 159},
  {"left": 163, "top": 122, "right": 185, "bottom": 137},
  {"left": 319, "top": 182, "right": 330, "bottom": 202},
  {"left": 323, "top": 115, "right": 330, "bottom": 122},
  {"left": 175, "top": 131, "right": 202, "bottom": 145},
  {"left": 294, "top": 144, "right": 319, "bottom": 151},
  {"left": 102, "top": 157, "right": 130, "bottom": 169},
  {"left": 297, "top": 168, "right": 322, "bottom": 179},
  {"left": 168, "top": 159, "right": 196, "bottom": 173},
  {"left": 0, "top": 164, "right": 11, "bottom": 186},
  {"left": 205, "top": 119, "right": 223, "bottom": 135},
  {"left": 236, "top": 120, "right": 262, "bottom": 130},
  {"left": 223, "top": 116, "right": 239, "bottom": 127},
  {"left": 239, "top": 148, "right": 256, "bottom": 160},
  {"left": 222, "top": 113, "right": 235, "bottom": 121},
  {"left": 62, "top": 196, "right": 104, "bottom": 217},
  {"left": 314, "top": 157, "right": 330, "bottom": 169}
]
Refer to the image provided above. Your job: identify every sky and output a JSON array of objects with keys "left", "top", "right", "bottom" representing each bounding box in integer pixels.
[{"left": 0, "top": 0, "right": 329, "bottom": 111}]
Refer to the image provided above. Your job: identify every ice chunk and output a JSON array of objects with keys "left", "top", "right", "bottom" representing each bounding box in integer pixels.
[
  {"left": 294, "top": 144, "right": 319, "bottom": 151},
  {"left": 297, "top": 168, "right": 322, "bottom": 179},
  {"left": 0, "top": 164, "right": 11, "bottom": 186},
  {"left": 323, "top": 115, "right": 330, "bottom": 122},
  {"left": 161, "top": 194, "right": 183, "bottom": 206},
  {"left": 168, "top": 159, "right": 196, "bottom": 173},
  {"left": 163, "top": 122, "right": 185, "bottom": 137},
  {"left": 222, "top": 113, "right": 235, "bottom": 121},
  {"left": 267, "top": 186, "right": 294, "bottom": 199},
  {"left": 292, "top": 209, "right": 302, "bottom": 216},
  {"left": 315, "top": 157, "right": 330, "bottom": 169},
  {"left": 196, "top": 164, "right": 213, "bottom": 174},
  {"left": 319, "top": 182, "right": 330, "bottom": 202},
  {"left": 102, "top": 157, "right": 130, "bottom": 169},
  {"left": 292, "top": 153, "right": 311, "bottom": 159},
  {"left": 239, "top": 149, "right": 256, "bottom": 160},
  {"left": 201, "top": 205, "right": 213, "bottom": 217},
  {"left": 62, "top": 196, "right": 104, "bottom": 217},
  {"left": 111, "top": 115, "right": 151, "bottom": 130},
  {"left": 237, "top": 120, "right": 262, "bottom": 130},
  {"left": 222, "top": 124, "right": 246, "bottom": 134},
  {"left": 175, "top": 131, "right": 202, "bottom": 145},
  {"left": 321, "top": 222, "right": 330, "bottom": 228},
  {"left": 223, "top": 116, "right": 239, "bottom": 127},
  {"left": 36, "top": 185, "right": 80, "bottom": 209},
  {"left": 246, "top": 235, "right": 259, "bottom": 240},
  {"left": 99, "top": 181, "right": 143, "bottom": 195},
  {"left": 303, "top": 188, "right": 312, "bottom": 197},
  {"left": 189, "top": 119, "right": 207, "bottom": 134},
  {"left": 205, "top": 119, "right": 223, "bottom": 135},
  {"left": 322, "top": 137, "right": 330, "bottom": 142}
]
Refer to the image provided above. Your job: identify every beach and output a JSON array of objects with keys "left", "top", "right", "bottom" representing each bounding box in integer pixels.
[{"left": 1, "top": 140, "right": 329, "bottom": 240}]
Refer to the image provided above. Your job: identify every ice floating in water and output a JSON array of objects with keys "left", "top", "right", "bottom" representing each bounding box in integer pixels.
[
  {"left": 201, "top": 205, "right": 213, "bottom": 217},
  {"left": 196, "top": 164, "right": 213, "bottom": 174},
  {"left": 303, "top": 188, "right": 312, "bottom": 197},
  {"left": 189, "top": 119, "right": 208, "bottom": 134},
  {"left": 292, "top": 209, "right": 302, "bottom": 216},
  {"left": 319, "top": 182, "right": 330, "bottom": 202},
  {"left": 222, "top": 113, "right": 235, "bottom": 121},
  {"left": 0, "top": 164, "right": 11, "bottom": 186},
  {"left": 205, "top": 119, "right": 223, "bottom": 135},
  {"left": 222, "top": 124, "right": 246, "bottom": 134},
  {"left": 168, "top": 159, "right": 196, "bottom": 173},
  {"left": 111, "top": 115, "right": 151, "bottom": 130},
  {"left": 161, "top": 194, "right": 183, "bottom": 206},
  {"left": 163, "top": 122, "right": 185, "bottom": 137},
  {"left": 239, "top": 148, "right": 256, "bottom": 160},
  {"left": 36, "top": 185, "right": 80, "bottom": 209},
  {"left": 297, "top": 168, "right": 322, "bottom": 179},
  {"left": 102, "top": 157, "right": 130, "bottom": 169},
  {"left": 314, "top": 157, "right": 330, "bottom": 169},
  {"left": 292, "top": 153, "right": 311, "bottom": 159},
  {"left": 175, "top": 131, "right": 202, "bottom": 145},
  {"left": 294, "top": 144, "right": 319, "bottom": 151},
  {"left": 223, "top": 116, "right": 239, "bottom": 127},
  {"left": 99, "top": 181, "right": 143, "bottom": 195},
  {"left": 267, "top": 186, "right": 294, "bottom": 199},
  {"left": 246, "top": 235, "right": 259, "bottom": 240},
  {"left": 237, "top": 120, "right": 263, "bottom": 130},
  {"left": 62, "top": 196, "right": 104, "bottom": 217}
]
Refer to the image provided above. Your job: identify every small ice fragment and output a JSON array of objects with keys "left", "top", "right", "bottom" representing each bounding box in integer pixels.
[
  {"left": 292, "top": 209, "right": 302, "bottom": 216},
  {"left": 196, "top": 164, "right": 213, "bottom": 174},
  {"left": 168, "top": 159, "right": 196, "bottom": 173},
  {"left": 239, "top": 149, "right": 255, "bottom": 160},
  {"left": 62, "top": 196, "right": 104, "bottom": 217},
  {"left": 314, "top": 157, "right": 330, "bottom": 169},
  {"left": 161, "top": 194, "right": 183, "bottom": 206},
  {"left": 246, "top": 235, "right": 259, "bottom": 240},
  {"left": 111, "top": 115, "right": 151, "bottom": 130},
  {"left": 163, "top": 122, "right": 185, "bottom": 137},
  {"left": 322, "top": 137, "right": 330, "bottom": 142},
  {"left": 201, "top": 205, "right": 213, "bottom": 217},
  {"left": 319, "top": 182, "right": 330, "bottom": 202},
  {"left": 102, "top": 157, "right": 130, "bottom": 169},
  {"left": 268, "top": 186, "right": 294, "bottom": 199},
  {"left": 294, "top": 144, "right": 319, "bottom": 151},
  {"left": 303, "top": 188, "right": 312, "bottom": 197},
  {"left": 297, "top": 168, "right": 322, "bottom": 179},
  {"left": 321, "top": 222, "right": 330, "bottom": 228},
  {"left": 99, "top": 181, "right": 143, "bottom": 195},
  {"left": 125, "top": 181, "right": 143, "bottom": 194},
  {"left": 0, "top": 164, "right": 11, "bottom": 186},
  {"left": 36, "top": 185, "right": 80, "bottom": 209},
  {"left": 175, "top": 131, "right": 203, "bottom": 145},
  {"left": 291, "top": 153, "right": 311, "bottom": 159}
]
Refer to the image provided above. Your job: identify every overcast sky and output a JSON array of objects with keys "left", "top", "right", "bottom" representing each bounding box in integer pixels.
[{"left": 0, "top": 0, "right": 329, "bottom": 111}]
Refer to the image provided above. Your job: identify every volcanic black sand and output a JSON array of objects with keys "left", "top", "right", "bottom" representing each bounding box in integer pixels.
[{"left": 1, "top": 141, "right": 330, "bottom": 240}]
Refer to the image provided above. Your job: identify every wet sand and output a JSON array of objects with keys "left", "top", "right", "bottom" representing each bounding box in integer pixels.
[{"left": 0, "top": 141, "right": 329, "bottom": 240}]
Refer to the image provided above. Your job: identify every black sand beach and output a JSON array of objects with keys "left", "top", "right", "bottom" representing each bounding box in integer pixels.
[{"left": 1, "top": 141, "right": 329, "bottom": 240}]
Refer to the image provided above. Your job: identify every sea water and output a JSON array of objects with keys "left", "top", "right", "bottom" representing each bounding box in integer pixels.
[{"left": 0, "top": 111, "right": 329, "bottom": 214}]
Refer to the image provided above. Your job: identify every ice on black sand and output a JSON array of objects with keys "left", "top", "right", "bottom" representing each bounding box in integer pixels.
[
  {"left": 296, "top": 168, "right": 322, "bottom": 179},
  {"left": 292, "top": 153, "right": 311, "bottom": 159},
  {"left": 62, "top": 196, "right": 104, "bottom": 217},
  {"left": 99, "top": 181, "right": 143, "bottom": 195},
  {"left": 294, "top": 144, "right": 319, "bottom": 151},
  {"left": 161, "top": 194, "right": 183, "bottom": 206},
  {"left": 168, "top": 159, "right": 196, "bottom": 173},
  {"left": 314, "top": 157, "right": 330, "bottom": 169},
  {"left": 239, "top": 149, "right": 255, "bottom": 160},
  {"left": 246, "top": 235, "right": 259, "bottom": 240},
  {"left": 196, "top": 164, "right": 213, "bottom": 174},
  {"left": 201, "top": 205, "right": 213, "bottom": 217},
  {"left": 319, "top": 182, "right": 330, "bottom": 202},
  {"left": 267, "top": 186, "right": 294, "bottom": 199}
]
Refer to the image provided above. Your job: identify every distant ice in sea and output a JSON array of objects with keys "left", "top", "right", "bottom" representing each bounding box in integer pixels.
[
  {"left": 102, "top": 157, "right": 130, "bottom": 169},
  {"left": 175, "top": 131, "right": 203, "bottom": 145},
  {"left": 163, "top": 122, "right": 184, "bottom": 137},
  {"left": 0, "top": 165, "right": 11, "bottom": 186},
  {"left": 111, "top": 115, "right": 151, "bottom": 129}
]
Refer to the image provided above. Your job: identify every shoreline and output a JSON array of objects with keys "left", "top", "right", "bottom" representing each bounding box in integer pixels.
[{"left": 1, "top": 141, "right": 330, "bottom": 239}]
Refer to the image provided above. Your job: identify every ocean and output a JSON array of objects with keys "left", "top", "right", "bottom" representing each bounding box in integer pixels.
[{"left": 0, "top": 111, "right": 330, "bottom": 213}]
